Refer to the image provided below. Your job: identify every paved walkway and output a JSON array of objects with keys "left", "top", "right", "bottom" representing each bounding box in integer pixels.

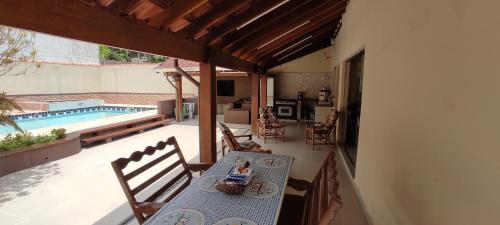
[{"left": 0, "top": 124, "right": 227, "bottom": 225}]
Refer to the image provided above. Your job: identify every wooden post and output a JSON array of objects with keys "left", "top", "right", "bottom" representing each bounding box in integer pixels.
[
  {"left": 199, "top": 62, "right": 217, "bottom": 163},
  {"left": 251, "top": 73, "right": 260, "bottom": 134},
  {"left": 175, "top": 74, "right": 183, "bottom": 122},
  {"left": 260, "top": 75, "right": 267, "bottom": 107}
]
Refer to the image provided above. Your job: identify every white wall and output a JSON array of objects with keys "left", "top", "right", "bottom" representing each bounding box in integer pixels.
[
  {"left": 99, "top": 64, "right": 198, "bottom": 94},
  {"left": 0, "top": 63, "right": 199, "bottom": 95},
  {"left": 331, "top": 0, "right": 500, "bottom": 225},
  {"left": 0, "top": 63, "right": 101, "bottom": 94},
  {"left": 34, "top": 33, "right": 99, "bottom": 65}
]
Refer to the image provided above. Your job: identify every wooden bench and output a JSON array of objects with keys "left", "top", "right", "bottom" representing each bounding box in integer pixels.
[
  {"left": 80, "top": 114, "right": 169, "bottom": 146},
  {"left": 111, "top": 136, "right": 213, "bottom": 224}
]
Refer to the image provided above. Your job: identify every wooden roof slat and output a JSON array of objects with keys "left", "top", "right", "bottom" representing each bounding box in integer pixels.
[
  {"left": 243, "top": 7, "right": 344, "bottom": 62},
  {"left": 175, "top": 0, "right": 253, "bottom": 39},
  {"left": 264, "top": 38, "right": 332, "bottom": 69},
  {"left": 230, "top": 0, "right": 345, "bottom": 57},
  {"left": 0, "top": 0, "right": 260, "bottom": 73},
  {"left": 211, "top": 0, "right": 319, "bottom": 50},
  {"left": 106, "top": 0, "right": 139, "bottom": 15},
  {"left": 222, "top": 0, "right": 330, "bottom": 54},
  {"left": 196, "top": 0, "right": 283, "bottom": 43},
  {"left": 146, "top": 0, "right": 208, "bottom": 29},
  {"left": 254, "top": 23, "right": 336, "bottom": 64}
]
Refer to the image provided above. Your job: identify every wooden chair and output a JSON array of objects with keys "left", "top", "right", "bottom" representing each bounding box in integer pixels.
[
  {"left": 305, "top": 109, "right": 339, "bottom": 150},
  {"left": 218, "top": 121, "right": 271, "bottom": 156},
  {"left": 282, "top": 152, "right": 341, "bottom": 225},
  {"left": 111, "top": 136, "right": 213, "bottom": 224},
  {"left": 257, "top": 107, "right": 285, "bottom": 143}
]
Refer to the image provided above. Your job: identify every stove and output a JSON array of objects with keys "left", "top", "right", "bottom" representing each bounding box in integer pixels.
[{"left": 275, "top": 99, "right": 297, "bottom": 119}]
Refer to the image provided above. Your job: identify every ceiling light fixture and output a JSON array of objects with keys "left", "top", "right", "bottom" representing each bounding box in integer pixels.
[
  {"left": 258, "top": 20, "right": 310, "bottom": 49},
  {"left": 278, "top": 43, "right": 312, "bottom": 61},
  {"left": 273, "top": 36, "right": 312, "bottom": 57},
  {"left": 236, "top": 0, "right": 290, "bottom": 30}
]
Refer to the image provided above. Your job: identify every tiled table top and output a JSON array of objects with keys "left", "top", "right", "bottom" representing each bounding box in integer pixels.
[{"left": 143, "top": 151, "right": 293, "bottom": 225}]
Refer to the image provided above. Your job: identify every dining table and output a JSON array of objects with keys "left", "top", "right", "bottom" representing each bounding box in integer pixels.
[{"left": 143, "top": 151, "right": 294, "bottom": 225}]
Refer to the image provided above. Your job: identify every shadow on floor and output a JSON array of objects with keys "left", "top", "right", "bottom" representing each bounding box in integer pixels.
[{"left": 0, "top": 162, "right": 60, "bottom": 206}]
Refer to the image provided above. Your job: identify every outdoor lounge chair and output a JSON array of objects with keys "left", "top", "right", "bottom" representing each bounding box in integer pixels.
[
  {"left": 305, "top": 109, "right": 339, "bottom": 150},
  {"left": 257, "top": 106, "right": 285, "bottom": 143},
  {"left": 111, "top": 136, "right": 213, "bottom": 224},
  {"left": 218, "top": 121, "right": 271, "bottom": 156}
]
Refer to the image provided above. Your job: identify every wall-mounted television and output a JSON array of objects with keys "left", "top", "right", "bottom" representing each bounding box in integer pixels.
[{"left": 217, "top": 80, "right": 235, "bottom": 96}]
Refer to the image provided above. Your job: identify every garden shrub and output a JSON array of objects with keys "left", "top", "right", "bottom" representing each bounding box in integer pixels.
[{"left": 0, "top": 128, "right": 67, "bottom": 152}]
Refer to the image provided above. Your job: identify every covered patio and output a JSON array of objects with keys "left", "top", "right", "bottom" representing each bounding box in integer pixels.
[
  {"left": 0, "top": 0, "right": 352, "bottom": 224},
  {"left": 2, "top": 0, "right": 498, "bottom": 224}
]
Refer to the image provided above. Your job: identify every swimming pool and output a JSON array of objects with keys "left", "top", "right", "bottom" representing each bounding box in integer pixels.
[{"left": 0, "top": 106, "right": 155, "bottom": 135}]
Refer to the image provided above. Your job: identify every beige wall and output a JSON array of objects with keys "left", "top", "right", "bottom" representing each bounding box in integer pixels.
[
  {"left": 269, "top": 46, "right": 334, "bottom": 100},
  {"left": 216, "top": 76, "right": 252, "bottom": 104},
  {"left": 0, "top": 63, "right": 101, "bottom": 94},
  {"left": 0, "top": 63, "right": 199, "bottom": 95},
  {"left": 269, "top": 47, "right": 333, "bottom": 73},
  {"left": 99, "top": 64, "right": 199, "bottom": 94},
  {"left": 331, "top": 0, "right": 500, "bottom": 225},
  {"left": 275, "top": 72, "right": 332, "bottom": 99}
]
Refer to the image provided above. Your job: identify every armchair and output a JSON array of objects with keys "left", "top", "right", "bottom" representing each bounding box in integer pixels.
[{"left": 305, "top": 109, "right": 339, "bottom": 150}]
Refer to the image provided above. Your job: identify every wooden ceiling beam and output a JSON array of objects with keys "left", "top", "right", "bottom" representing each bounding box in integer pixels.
[
  {"left": 222, "top": 0, "right": 332, "bottom": 54},
  {"left": 264, "top": 38, "right": 332, "bottom": 69},
  {"left": 211, "top": 0, "right": 318, "bottom": 50},
  {"left": 197, "top": 0, "right": 283, "bottom": 44},
  {"left": 243, "top": 13, "right": 343, "bottom": 61},
  {"left": 0, "top": 0, "right": 261, "bottom": 73},
  {"left": 176, "top": 0, "right": 253, "bottom": 39},
  {"left": 232, "top": 0, "right": 346, "bottom": 57},
  {"left": 146, "top": 0, "right": 208, "bottom": 29},
  {"left": 254, "top": 23, "right": 336, "bottom": 64}
]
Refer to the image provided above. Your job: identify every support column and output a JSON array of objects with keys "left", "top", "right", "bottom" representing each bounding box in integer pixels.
[
  {"left": 251, "top": 73, "right": 260, "bottom": 134},
  {"left": 175, "top": 74, "right": 183, "bottom": 122},
  {"left": 260, "top": 75, "right": 267, "bottom": 108},
  {"left": 199, "top": 62, "right": 217, "bottom": 163}
]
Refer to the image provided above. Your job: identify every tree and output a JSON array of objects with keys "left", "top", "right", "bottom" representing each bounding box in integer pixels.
[
  {"left": 0, "top": 25, "right": 36, "bottom": 133},
  {"left": 0, "top": 25, "right": 37, "bottom": 76},
  {"left": 99, "top": 45, "right": 166, "bottom": 63},
  {"left": 0, "top": 92, "right": 23, "bottom": 132}
]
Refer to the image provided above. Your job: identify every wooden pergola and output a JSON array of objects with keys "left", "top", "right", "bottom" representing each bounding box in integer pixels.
[{"left": 0, "top": 0, "right": 346, "bottom": 163}]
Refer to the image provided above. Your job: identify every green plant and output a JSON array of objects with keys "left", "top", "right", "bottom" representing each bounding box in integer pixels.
[
  {"left": 0, "top": 128, "right": 66, "bottom": 152},
  {"left": 0, "top": 91, "right": 23, "bottom": 132},
  {"left": 0, "top": 25, "right": 37, "bottom": 76},
  {"left": 99, "top": 45, "right": 166, "bottom": 63},
  {"left": 50, "top": 128, "right": 66, "bottom": 139}
]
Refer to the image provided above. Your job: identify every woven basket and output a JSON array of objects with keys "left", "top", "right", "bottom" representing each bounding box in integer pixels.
[{"left": 215, "top": 181, "right": 245, "bottom": 195}]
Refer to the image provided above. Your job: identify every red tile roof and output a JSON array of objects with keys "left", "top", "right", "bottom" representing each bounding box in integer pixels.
[{"left": 155, "top": 58, "right": 233, "bottom": 72}]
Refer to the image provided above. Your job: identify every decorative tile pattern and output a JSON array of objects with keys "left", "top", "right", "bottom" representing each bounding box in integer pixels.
[
  {"left": 255, "top": 157, "right": 287, "bottom": 169},
  {"left": 223, "top": 154, "right": 254, "bottom": 166},
  {"left": 159, "top": 209, "right": 205, "bottom": 225},
  {"left": 197, "top": 175, "right": 225, "bottom": 192},
  {"left": 10, "top": 106, "right": 155, "bottom": 121},
  {"left": 213, "top": 217, "right": 257, "bottom": 225},
  {"left": 242, "top": 179, "right": 279, "bottom": 199},
  {"left": 144, "top": 151, "right": 293, "bottom": 225}
]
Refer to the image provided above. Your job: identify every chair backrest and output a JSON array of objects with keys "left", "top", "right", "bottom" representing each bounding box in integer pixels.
[
  {"left": 111, "top": 136, "right": 192, "bottom": 224},
  {"left": 324, "top": 110, "right": 339, "bottom": 131},
  {"left": 287, "top": 152, "right": 341, "bottom": 225},
  {"left": 218, "top": 121, "right": 242, "bottom": 150}
]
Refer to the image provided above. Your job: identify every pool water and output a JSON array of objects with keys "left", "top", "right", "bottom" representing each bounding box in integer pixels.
[{"left": 0, "top": 107, "right": 152, "bottom": 135}]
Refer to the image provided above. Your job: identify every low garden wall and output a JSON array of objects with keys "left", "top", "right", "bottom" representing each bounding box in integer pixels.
[{"left": 0, "top": 133, "right": 81, "bottom": 177}]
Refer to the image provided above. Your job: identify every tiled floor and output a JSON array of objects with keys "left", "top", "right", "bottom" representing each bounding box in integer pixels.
[{"left": 0, "top": 117, "right": 369, "bottom": 225}]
